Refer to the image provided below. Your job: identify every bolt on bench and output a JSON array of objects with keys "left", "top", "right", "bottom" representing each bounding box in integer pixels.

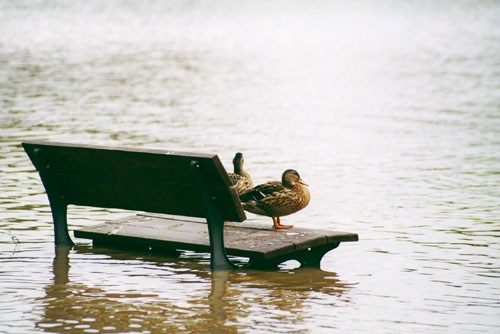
[{"left": 23, "top": 141, "right": 358, "bottom": 270}]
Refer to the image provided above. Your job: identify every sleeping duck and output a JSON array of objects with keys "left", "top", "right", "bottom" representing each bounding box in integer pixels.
[
  {"left": 228, "top": 152, "right": 254, "bottom": 195},
  {"left": 239, "top": 169, "right": 310, "bottom": 229}
]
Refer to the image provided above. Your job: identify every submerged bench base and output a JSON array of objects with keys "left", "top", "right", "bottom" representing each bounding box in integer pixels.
[{"left": 74, "top": 213, "right": 358, "bottom": 268}]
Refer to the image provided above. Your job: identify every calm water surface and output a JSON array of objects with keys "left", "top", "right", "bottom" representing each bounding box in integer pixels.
[{"left": 1, "top": 0, "right": 500, "bottom": 333}]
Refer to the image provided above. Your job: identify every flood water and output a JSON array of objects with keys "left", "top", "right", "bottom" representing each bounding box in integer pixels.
[{"left": 1, "top": 0, "right": 500, "bottom": 333}]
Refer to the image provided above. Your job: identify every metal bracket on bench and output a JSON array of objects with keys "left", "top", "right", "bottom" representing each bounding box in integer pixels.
[
  {"left": 33, "top": 148, "right": 74, "bottom": 247},
  {"left": 191, "top": 160, "right": 235, "bottom": 270}
]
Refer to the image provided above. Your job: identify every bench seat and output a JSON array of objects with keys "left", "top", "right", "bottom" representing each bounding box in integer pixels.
[{"left": 75, "top": 212, "right": 358, "bottom": 268}]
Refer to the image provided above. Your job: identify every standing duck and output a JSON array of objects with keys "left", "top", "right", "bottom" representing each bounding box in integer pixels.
[
  {"left": 228, "top": 152, "right": 254, "bottom": 195},
  {"left": 239, "top": 169, "right": 310, "bottom": 229}
]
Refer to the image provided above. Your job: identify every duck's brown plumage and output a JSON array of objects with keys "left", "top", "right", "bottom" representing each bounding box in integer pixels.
[
  {"left": 239, "top": 169, "right": 310, "bottom": 229},
  {"left": 228, "top": 152, "right": 253, "bottom": 195}
]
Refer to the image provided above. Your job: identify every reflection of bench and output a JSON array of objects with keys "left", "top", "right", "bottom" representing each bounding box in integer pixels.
[{"left": 23, "top": 141, "right": 358, "bottom": 270}]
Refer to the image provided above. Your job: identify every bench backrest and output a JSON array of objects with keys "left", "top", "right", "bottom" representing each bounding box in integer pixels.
[{"left": 22, "top": 141, "right": 246, "bottom": 222}]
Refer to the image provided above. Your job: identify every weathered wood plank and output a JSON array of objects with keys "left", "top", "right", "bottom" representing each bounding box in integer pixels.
[{"left": 74, "top": 213, "right": 358, "bottom": 266}]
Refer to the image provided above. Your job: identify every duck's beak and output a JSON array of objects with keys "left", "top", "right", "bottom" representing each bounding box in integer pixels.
[{"left": 298, "top": 179, "right": 308, "bottom": 186}]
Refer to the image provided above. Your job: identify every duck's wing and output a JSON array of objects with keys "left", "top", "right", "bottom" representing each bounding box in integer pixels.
[
  {"left": 254, "top": 181, "right": 285, "bottom": 195},
  {"left": 239, "top": 181, "right": 284, "bottom": 202}
]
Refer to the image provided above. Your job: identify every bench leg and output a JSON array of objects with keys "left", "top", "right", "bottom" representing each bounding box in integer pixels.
[
  {"left": 33, "top": 148, "right": 74, "bottom": 247},
  {"left": 191, "top": 161, "right": 235, "bottom": 270},
  {"left": 49, "top": 200, "right": 74, "bottom": 247},
  {"left": 207, "top": 217, "right": 235, "bottom": 270},
  {"left": 294, "top": 243, "right": 340, "bottom": 268}
]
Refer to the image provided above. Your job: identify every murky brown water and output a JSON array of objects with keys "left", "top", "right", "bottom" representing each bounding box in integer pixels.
[{"left": 1, "top": 0, "right": 500, "bottom": 333}]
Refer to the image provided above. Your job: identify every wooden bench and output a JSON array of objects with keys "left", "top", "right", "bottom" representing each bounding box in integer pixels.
[{"left": 23, "top": 141, "right": 358, "bottom": 270}]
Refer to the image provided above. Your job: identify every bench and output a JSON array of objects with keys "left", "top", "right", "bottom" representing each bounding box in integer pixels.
[{"left": 23, "top": 141, "right": 358, "bottom": 270}]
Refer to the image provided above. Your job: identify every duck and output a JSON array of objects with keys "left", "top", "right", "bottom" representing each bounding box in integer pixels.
[
  {"left": 228, "top": 152, "right": 254, "bottom": 195},
  {"left": 239, "top": 169, "right": 310, "bottom": 229}
]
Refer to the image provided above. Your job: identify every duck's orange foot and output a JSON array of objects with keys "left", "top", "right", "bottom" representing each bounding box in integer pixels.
[
  {"left": 273, "top": 224, "right": 293, "bottom": 229},
  {"left": 272, "top": 217, "right": 293, "bottom": 229}
]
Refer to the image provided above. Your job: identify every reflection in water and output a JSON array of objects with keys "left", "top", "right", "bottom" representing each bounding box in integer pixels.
[{"left": 36, "top": 246, "right": 353, "bottom": 333}]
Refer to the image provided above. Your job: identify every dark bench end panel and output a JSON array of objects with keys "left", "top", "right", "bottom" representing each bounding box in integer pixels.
[{"left": 22, "top": 141, "right": 246, "bottom": 222}]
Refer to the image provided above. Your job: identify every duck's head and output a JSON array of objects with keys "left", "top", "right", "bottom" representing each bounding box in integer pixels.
[
  {"left": 232, "top": 152, "right": 244, "bottom": 172},
  {"left": 282, "top": 169, "right": 308, "bottom": 187}
]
